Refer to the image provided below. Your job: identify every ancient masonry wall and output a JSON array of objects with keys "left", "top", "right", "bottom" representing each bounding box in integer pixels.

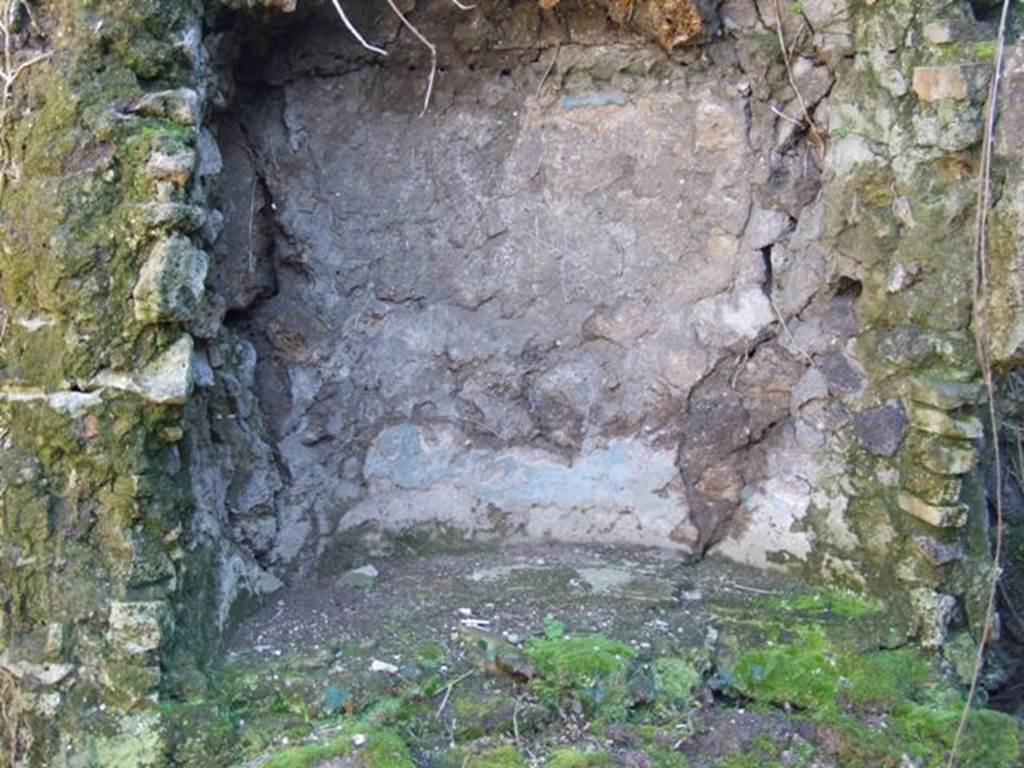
[{"left": 0, "top": 0, "right": 1019, "bottom": 763}]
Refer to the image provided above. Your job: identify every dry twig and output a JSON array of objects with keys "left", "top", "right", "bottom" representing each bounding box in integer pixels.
[
  {"left": 769, "top": 293, "right": 813, "bottom": 366},
  {"left": 434, "top": 669, "right": 474, "bottom": 720},
  {"left": 726, "top": 581, "right": 780, "bottom": 596},
  {"left": 535, "top": 42, "right": 560, "bottom": 98},
  {"left": 512, "top": 695, "right": 522, "bottom": 745},
  {"left": 946, "top": 1, "right": 1013, "bottom": 765},
  {"left": 769, "top": 0, "right": 826, "bottom": 160}
]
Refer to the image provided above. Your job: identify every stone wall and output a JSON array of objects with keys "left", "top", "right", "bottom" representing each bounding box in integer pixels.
[
  {"left": 0, "top": 0, "right": 213, "bottom": 762},
  {"left": 0, "top": 0, "right": 1019, "bottom": 763}
]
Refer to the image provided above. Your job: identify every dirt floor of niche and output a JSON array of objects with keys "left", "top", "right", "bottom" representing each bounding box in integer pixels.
[{"left": 160, "top": 543, "right": 1021, "bottom": 768}]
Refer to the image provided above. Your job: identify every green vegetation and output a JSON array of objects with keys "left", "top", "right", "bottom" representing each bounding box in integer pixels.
[
  {"left": 650, "top": 658, "right": 700, "bottom": 715},
  {"left": 464, "top": 745, "right": 528, "bottom": 767},
  {"left": 756, "top": 586, "right": 881, "bottom": 619},
  {"left": 728, "top": 626, "right": 1021, "bottom": 767},
  {"left": 546, "top": 747, "right": 614, "bottom": 767},
  {"left": 970, "top": 39, "right": 999, "bottom": 60},
  {"left": 261, "top": 722, "right": 413, "bottom": 768},
  {"left": 525, "top": 625, "right": 635, "bottom": 717},
  {"left": 164, "top": 604, "right": 1021, "bottom": 768}
]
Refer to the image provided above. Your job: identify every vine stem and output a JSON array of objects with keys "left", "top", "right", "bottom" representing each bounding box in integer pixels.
[{"left": 946, "top": 0, "right": 1013, "bottom": 765}]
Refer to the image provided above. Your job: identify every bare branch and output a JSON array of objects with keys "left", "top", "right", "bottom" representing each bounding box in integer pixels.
[
  {"left": 769, "top": 103, "right": 803, "bottom": 128},
  {"left": 434, "top": 669, "right": 473, "bottom": 720},
  {"left": 769, "top": 293, "right": 813, "bottom": 366}
]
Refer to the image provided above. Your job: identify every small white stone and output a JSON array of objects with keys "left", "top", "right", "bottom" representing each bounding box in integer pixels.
[
  {"left": 352, "top": 734, "right": 367, "bottom": 747},
  {"left": 370, "top": 659, "right": 399, "bottom": 674},
  {"left": 93, "top": 335, "right": 195, "bottom": 405}
]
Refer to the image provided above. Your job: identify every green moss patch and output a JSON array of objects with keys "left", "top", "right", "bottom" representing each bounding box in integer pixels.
[
  {"left": 525, "top": 623, "right": 635, "bottom": 718},
  {"left": 165, "top": 597, "right": 1020, "bottom": 768},
  {"left": 727, "top": 626, "right": 1021, "bottom": 767},
  {"left": 261, "top": 722, "right": 413, "bottom": 768},
  {"left": 545, "top": 747, "right": 614, "bottom": 767}
]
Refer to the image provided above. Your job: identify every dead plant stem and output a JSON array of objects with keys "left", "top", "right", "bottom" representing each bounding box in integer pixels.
[
  {"left": 770, "top": 0, "right": 826, "bottom": 159},
  {"left": 946, "top": 0, "right": 1013, "bottom": 765},
  {"left": 435, "top": 670, "right": 474, "bottom": 720}
]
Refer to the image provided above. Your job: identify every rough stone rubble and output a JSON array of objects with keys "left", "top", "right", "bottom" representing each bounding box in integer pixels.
[{"left": 0, "top": 0, "right": 1021, "bottom": 762}]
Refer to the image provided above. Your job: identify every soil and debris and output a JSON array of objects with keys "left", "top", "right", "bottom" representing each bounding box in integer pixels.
[{"left": 164, "top": 544, "right": 1022, "bottom": 767}]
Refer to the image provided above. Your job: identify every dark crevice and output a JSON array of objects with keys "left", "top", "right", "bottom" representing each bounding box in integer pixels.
[
  {"left": 833, "top": 275, "right": 863, "bottom": 299},
  {"left": 760, "top": 245, "right": 774, "bottom": 297}
]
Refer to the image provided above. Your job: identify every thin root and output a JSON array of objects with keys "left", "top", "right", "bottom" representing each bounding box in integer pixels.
[
  {"left": 382, "top": 0, "right": 436, "bottom": 116},
  {"left": 329, "top": 0, "right": 387, "bottom": 56}
]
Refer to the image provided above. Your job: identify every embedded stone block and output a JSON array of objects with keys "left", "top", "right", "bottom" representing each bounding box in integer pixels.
[
  {"left": 922, "top": 21, "right": 969, "bottom": 45},
  {"left": 908, "top": 434, "right": 978, "bottom": 475},
  {"left": 908, "top": 378, "right": 983, "bottom": 410},
  {"left": 145, "top": 148, "right": 197, "bottom": 186},
  {"left": 137, "top": 201, "right": 205, "bottom": 230},
  {"left": 996, "top": 44, "right": 1024, "bottom": 160},
  {"left": 913, "top": 536, "right": 964, "bottom": 567},
  {"left": 898, "top": 490, "right": 967, "bottom": 528},
  {"left": 853, "top": 401, "right": 908, "bottom": 456},
  {"left": 129, "top": 88, "right": 201, "bottom": 126},
  {"left": 902, "top": 464, "right": 963, "bottom": 506},
  {"left": 907, "top": 402, "right": 983, "bottom": 440},
  {"left": 108, "top": 601, "right": 167, "bottom": 656},
  {"left": 910, "top": 588, "right": 958, "bottom": 649},
  {"left": 94, "top": 335, "right": 196, "bottom": 405},
  {"left": 912, "top": 65, "right": 972, "bottom": 101},
  {"left": 133, "top": 236, "right": 208, "bottom": 324},
  {"left": 986, "top": 154, "right": 1024, "bottom": 365}
]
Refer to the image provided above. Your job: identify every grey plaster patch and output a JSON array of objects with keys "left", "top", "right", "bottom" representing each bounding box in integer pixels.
[
  {"left": 0, "top": 388, "right": 104, "bottom": 417},
  {"left": 714, "top": 475, "right": 814, "bottom": 570},
  {"left": 343, "top": 422, "right": 691, "bottom": 550}
]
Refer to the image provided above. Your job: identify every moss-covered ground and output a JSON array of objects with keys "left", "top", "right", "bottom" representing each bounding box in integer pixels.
[{"left": 160, "top": 546, "right": 1022, "bottom": 767}]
